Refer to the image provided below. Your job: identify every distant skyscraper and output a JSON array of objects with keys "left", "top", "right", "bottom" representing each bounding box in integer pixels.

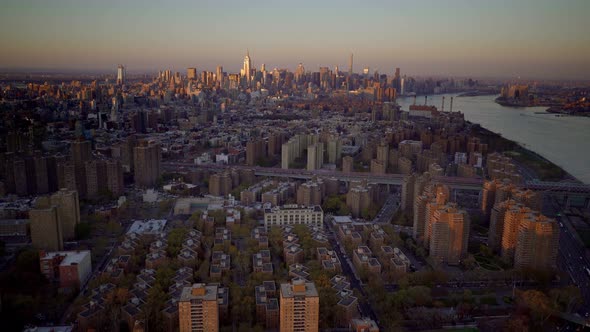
[
  {"left": 187, "top": 67, "right": 197, "bottom": 80},
  {"left": 117, "top": 64, "right": 126, "bottom": 85},
  {"left": 243, "top": 50, "right": 252, "bottom": 84},
  {"left": 216, "top": 66, "right": 223, "bottom": 84},
  {"left": 349, "top": 53, "right": 353, "bottom": 75}
]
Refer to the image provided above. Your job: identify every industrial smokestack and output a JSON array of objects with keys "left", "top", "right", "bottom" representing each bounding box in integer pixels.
[
  {"left": 441, "top": 96, "right": 445, "bottom": 112},
  {"left": 424, "top": 95, "right": 427, "bottom": 105},
  {"left": 450, "top": 97, "right": 454, "bottom": 112},
  {"left": 413, "top": 95, "right": 416, "bottom": 105}
]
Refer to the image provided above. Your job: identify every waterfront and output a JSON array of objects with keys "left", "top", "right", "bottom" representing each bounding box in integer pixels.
[{"left": 397, "top": 94, "right": 590, "bottom": 184}]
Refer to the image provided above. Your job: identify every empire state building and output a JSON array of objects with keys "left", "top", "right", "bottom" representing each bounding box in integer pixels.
[{"left": 242, "top": 50, "right": 251, "bottom": 85}]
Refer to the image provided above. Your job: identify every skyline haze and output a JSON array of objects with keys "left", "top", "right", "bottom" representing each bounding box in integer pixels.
[{"left": 1, "top": 0, "right": 589, "bottom": 80}]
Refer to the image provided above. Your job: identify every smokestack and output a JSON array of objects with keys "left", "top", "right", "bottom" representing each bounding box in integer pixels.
[
  {"left": 450, "top": 97, "right": 454, "bottom": 112},
  {"left": 413, "top": 95, "right": 416, "bottom": 105},
  {"left": 424, "top": 96, "right": 428, "bottom": 105},
  {"left": 441, "top": 96, "right": 445, "bottom": 112}
]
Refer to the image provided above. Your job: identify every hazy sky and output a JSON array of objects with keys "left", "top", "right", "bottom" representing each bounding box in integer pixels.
[{"left": 1, "top": 0, "right": 589, "bottom": 79}]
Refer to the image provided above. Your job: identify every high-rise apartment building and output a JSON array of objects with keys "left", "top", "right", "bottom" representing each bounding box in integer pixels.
[
  {"left": 105, "top": 159, "right": 124, "bottom": 197},
  {"left": 50, "top": 188, "right": 80, "bottom": 241},
  {"left": 178, "top": 283, "right": 219, "bottom": 332},
  {"left": 514, "top": 214, "right": 559, "bottom": 270},
  {"left": 247, "top": 139, "right": 266, "bottom": 166},
  {"left": 400, "top": 174, "right": 416, "bottom": 214},
  {"left": 346, "top": 184, "right": 372, "bottom": 218},
  {"left": 342, "top": 156, "right": 354, "bottom": 173},
  {"left": 279, "top": 279, "right": 319, "bottom": 332},
  {"left": 133, "top": 141, "right": 161, "bottom": 188},
  {"left": 71, "top": 139, "right": 92, "bottom": 198},
  {"left": 428, "top": 203, "right": 470, "bottom": 265},
  {"left": 307, "top": 143, "right": 324, "bottom": 171},
  {"left": 209, "top": 172, "right": 232, "bottom": 197},
  {"left": 30, "top": 204, "right": 63, "bottom": 251}
]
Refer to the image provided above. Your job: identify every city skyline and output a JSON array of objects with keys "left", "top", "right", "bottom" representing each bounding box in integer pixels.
[{"left": 1, "top": 0, "right": 589, "bottom": 80}]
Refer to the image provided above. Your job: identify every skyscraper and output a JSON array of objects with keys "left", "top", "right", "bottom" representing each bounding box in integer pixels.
[
  {"left": 187, "top": 67, "right": 197, "bottom": 80},
  {"left": 216, "top": 65, "right": 223, "bottom": 84},
  {"left": 117, "top": 64, "right": 126, "bottom": 85},
  {"left": 242, "top": 50, "right": 252, "bottom": 85},
  {"left": 279, "top": 279, "right": 319, "bottom": 332},
  {"left": 348, "top": 53, "right": 353, "bottom": 75}
]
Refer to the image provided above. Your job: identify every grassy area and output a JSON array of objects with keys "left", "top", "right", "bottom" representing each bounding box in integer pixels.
[
  {"left": 505, "top": 149, "right": 566, "bottom": 181},
  {"left": 474, "top": 254, "right": 503, "bottom": 271}
]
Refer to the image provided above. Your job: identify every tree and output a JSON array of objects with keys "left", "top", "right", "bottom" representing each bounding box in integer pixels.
[
  {"left": 75, "top": 222, "right": 92, "bottom": 240},
  {"left": 549, "top": 286, "right": 582, "bottom": 313},
  {"left": 167, "top": 227, "right": 189, "bottom": 257},
  {"left": 517, "top": 289, "right": 553, "bottom": 325},
  {"left": 462, "top": 254, "right": 477, "bottom": 270}
]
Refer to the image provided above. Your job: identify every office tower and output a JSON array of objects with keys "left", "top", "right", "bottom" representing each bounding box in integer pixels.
[
  {"left": 279, "top": 279, "right": 319, "bottom": 332},
  {"left": 216, "top": 66, "right": 223, "bottom": 84},
  {"left": 349, "top": 53, "right": 353, "bottom": 75},
  {"left": 178, "top": 283, "right": 219, "bottom": 332},
  {"left": 307, "top": 143, "right": 324, "bottom": 171},
  {"left": 342, "top": 156, "right": 353, "bottom": 173},
  {"left": 30, "top": 204, "right": 63, "bottom": 251},
  {"left": 428, "top": 203, "right": 470, "bottom": 265},
  {"left": 133, "top": 141, "right": 161, "bottom": 188},
  {"left": 117, "top": 64, "right": 126, "bottom": 85},
  {"left": 187, "top": 67, "right": 197, "bottom": 80},
  {"left": 243, "top": 50, "right": 252, "bottom": 84},
  {"left": 514, "top": 214, "right": 559, "bottom": 270}
]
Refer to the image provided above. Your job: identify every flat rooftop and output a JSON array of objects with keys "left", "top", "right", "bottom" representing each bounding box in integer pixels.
[
  {"left": 280, "top": 280, "right": 318, "bottom": 298},
  {"left": 127, "top": 219, "right": 167, "bottom": 235}
]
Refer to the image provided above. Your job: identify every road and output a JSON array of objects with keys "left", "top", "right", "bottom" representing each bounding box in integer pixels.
[
  {"left": 372, "top": 193, "right": 399, "bottom": 224},
  {"left": 324, "top": 218, "right": 379, "bottom": 325},
  {"left": 162, "top": 161, "right": 484, "bottom": 190}
]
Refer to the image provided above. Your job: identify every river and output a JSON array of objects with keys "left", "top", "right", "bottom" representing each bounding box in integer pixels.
[{"left": 396, "top": 94, "right": 590, "bottom": 184}]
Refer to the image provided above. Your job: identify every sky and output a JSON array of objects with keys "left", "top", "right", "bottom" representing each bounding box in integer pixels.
[{"left": 1, "top": 0, "right": 589, "bottom": 80}]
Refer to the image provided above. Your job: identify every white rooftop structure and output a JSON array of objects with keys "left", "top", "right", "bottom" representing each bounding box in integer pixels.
[{"left": 127, "top": 219, "right": 167, "bottom": 235}]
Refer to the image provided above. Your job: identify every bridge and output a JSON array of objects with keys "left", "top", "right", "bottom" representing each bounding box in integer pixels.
[
  {"left": 162, "top": 162, "right": 484, "bottom": 190},
  {"left": 162, "top": 162, "right": 590, "bottom": 195}
]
